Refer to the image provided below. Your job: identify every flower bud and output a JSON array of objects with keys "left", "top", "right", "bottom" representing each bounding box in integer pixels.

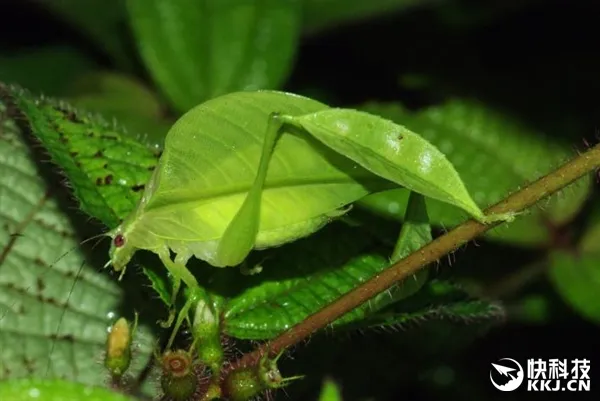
[{"left": 104, "top": 317, "right": 134, "bottom": 378}]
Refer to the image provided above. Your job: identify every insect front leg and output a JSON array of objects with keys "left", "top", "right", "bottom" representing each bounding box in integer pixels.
[{"left": 157, "top": 247, "right": 198, "bottom": 327}]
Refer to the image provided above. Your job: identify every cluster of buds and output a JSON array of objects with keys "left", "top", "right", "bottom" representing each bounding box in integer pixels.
[{"left": 105, "top": 298, "right": 303, "bottom": 400}]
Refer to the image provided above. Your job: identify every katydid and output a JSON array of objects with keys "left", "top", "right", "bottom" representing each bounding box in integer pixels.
[
  {"left": 106, "top": 91, "right": 386, "bottom": 323},
  {"left": 105, "top": 90, "right": 515, "bottom": 329}
]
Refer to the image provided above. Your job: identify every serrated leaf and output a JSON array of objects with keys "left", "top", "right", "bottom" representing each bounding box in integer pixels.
[
  {"left": 353, "top": 280, "right": 505, "bottom": 330},
  {"left": 0, "top": 83, "right": 160, "bottom": 228},
  {"left": 0, "top": 378, "right": 136, "bottom": 401},
  {"left": 549, "top": 250, "right": 600, "bottom": 324},
  {"left": 33, "top": 0, "right": 133, "bottom": 70},
  {"left": 127, "top": 0, "right": 302, "bottom": 112},
  {"left": 0, "top": 46, "right": 93, "bottom": 96},
  {"left": 0, "top": 102, "right": 156, "bottom": 388},
  {"left": 358, "top": 101, "right": 591, "bottom": 245},
  {"left": 222, "top": 223, "right": 425, "bottom": 340},
  {"left": 303, "top": 0, "right": 423, "bottom": 34}
]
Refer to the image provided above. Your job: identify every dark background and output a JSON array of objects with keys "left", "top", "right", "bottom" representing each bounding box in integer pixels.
[{"left": 1, "top": 0, "right": 599, "bottom": 400}]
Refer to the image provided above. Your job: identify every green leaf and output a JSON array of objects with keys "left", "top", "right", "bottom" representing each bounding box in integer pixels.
[
  {"left": 0, "top": 101, "right": 156, "bottom": 388},
  {"left": 579, "top": 201, "right": 600, "bottom": 253},
  {"left": 222, "top": 223, "right": 424, "bottom": 340},
  {"left": 0, "top": 83, "right": 161, "bottom": 229},
  {"left": 280, "top": 109, "right": 508, "bottom": 224},
  {"left": 303, "top": 0, "right": 423, "bottom": 34},
  {"left": 317, "top": 379, "right": 343, "bottom": 401},
  {"left": 355, "top": 280, "right": 505, "bottom": 330},
  {"left": 127, "top": 0, "right": 302, "bottom": 112},
  {"left": 0, "top": 46, "right": 93, "bottom": 96},
  {"left": 33, "top": 0, "right": 133, "bottom": 69},
  {"left": 549, "top": 251, "right": 600, "bottom": 324},
  {"left": 65, "top": 71, "right": 172, "bottom": 148},
  {"left": 0, "top": 379, "right": 136, "bottom": 401},
  {"left": 509, "top": 294, "right": 552, "bottom": 324},
  {"left": 357, "top": 101, "right": 592, "bottom": 245}
]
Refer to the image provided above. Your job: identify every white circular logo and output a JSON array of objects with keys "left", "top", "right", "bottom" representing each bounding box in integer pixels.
[{"left": 490, "top": 358, "right": 524, "bottom": 391}]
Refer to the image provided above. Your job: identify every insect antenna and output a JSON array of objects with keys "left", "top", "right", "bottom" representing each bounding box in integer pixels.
[
  {"left": 0, "top": 229, "right": 111, "bottom": 380},
  {"left": 41, "top": 231, "right": 111, "bottom": 377},
  {"left": 44, "top": 258, "right": 86, "bottom": 377},
  {"left": 0, "top": 232, "right": 108, "bottom": 322}
]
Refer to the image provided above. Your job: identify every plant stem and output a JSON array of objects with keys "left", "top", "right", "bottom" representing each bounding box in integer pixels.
[{"left": 228, "top": 143, "right": 600, "bottom": 371}]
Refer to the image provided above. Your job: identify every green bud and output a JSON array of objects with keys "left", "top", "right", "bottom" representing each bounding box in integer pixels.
[
  {"left": 222, "top": 367, "right": 262, "bottom": 401},
  {"left": 104, "top": 316, "right": 135, "bottom": 377},
  {"left": 192, "top": 299, "right": 224, "bottom": 372},
  {"left": 222, "top": 352, "right": 303, "bottom": 401},
  {"left": 161, "top": 349, "right": 201, "bottom": 401}
]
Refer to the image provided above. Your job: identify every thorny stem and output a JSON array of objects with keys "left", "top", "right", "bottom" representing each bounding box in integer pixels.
[{"left": 227, "top": 142, "right": 600, "bottom": 372}]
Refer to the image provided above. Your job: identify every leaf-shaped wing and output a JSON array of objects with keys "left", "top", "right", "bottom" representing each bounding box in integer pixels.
[
  {"left": 142, "top": 91, "right": 392, "bottom": 248},
  {"left": 357, "top": 101, "right": 592, "bottom": 245},
  {"left": 280, "top": 109, "right": 493, "bottom": 222}
]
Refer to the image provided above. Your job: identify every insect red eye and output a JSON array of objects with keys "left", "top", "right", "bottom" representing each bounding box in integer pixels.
[{"left": 114, "top": 234, "right": 125, "bottom": 248}]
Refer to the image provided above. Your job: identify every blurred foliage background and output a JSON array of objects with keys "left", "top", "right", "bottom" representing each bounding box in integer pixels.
[{"left": 0, "top": 0, "right": 599, "bottom": 400}]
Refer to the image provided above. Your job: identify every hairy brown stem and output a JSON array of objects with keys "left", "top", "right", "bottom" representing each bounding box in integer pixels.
[{"left": 228, "top": 143, "right": 600, "bottom": 371}]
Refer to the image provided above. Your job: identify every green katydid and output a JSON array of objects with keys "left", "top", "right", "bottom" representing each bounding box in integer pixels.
[{"left": 105, "top": 90, "right": 515, "bottom": 327}]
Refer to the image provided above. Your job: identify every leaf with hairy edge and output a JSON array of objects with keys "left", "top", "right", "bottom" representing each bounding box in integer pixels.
[
  {"left": 0, "top": 83, "right": 160, "bottom": 228},
  {"left": 358, "top": 101, "right": 591, "bottom": 245},
  {"left": 127, "top": 0, "right": 302, "bottom": 112},
  {"left": 349, "top": 280, "right": 505, "bottom": 331},
  {"left": 222, "top": 217, "right": 428, "bottom": 340},
  {"left": 0, "top": 100, "right": 156, "bottom": 391}
]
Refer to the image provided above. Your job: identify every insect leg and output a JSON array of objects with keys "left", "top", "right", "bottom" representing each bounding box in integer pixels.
[
  {"left": 157, "top": 248, "right": 199, "bottom": 327},
  {"left": 215, "top": 112, "right": 284, "bottom": 266}
]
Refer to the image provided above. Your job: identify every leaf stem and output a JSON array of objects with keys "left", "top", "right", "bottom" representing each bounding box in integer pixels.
[{"left": 227, "top": 142, "right": 600, "bottom": 371}]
